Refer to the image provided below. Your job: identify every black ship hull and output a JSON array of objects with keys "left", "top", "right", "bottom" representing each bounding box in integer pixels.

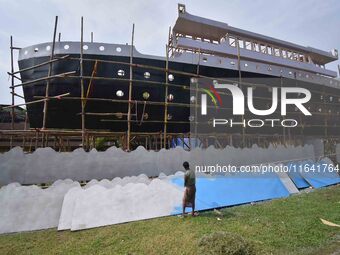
[{"left": 19, "top": 53, "right": 340, "bottom": 136}]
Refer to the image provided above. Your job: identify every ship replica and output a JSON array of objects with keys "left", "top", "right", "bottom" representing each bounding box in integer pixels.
[{"left": 18, "top": 4, "right": 340, "bottom": 143}]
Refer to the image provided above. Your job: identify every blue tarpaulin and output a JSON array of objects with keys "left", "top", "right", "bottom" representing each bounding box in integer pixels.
[
  {"left": 286, "top": 161, "right": 340, "bottom": 189},
  {"left": 171, "top": 173, "right": 290, "bottom": 213}
]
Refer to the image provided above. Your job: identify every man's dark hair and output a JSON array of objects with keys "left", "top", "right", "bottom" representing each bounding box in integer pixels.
[{"left": 183, "top": 161, "right": 190, "bottom": 170}]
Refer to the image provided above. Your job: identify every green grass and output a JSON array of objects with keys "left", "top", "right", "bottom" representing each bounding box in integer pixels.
[{"left": 0, "top": 185, "right": 339, "bottom": 255}]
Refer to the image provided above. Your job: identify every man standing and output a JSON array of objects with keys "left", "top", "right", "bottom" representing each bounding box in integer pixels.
[{"left": 182, "top": 161, "right": 197, "bottom": 216}]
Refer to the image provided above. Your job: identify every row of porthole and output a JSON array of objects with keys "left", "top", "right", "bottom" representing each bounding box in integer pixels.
[
  {"left": 115, "top": 90, "right": 176, "bottom": 102},
  {"left": 117, "top": 69, "right": 175, "bottom": 81},
  {"left": 25, "top": 45, "right": 123, "bottom": 55}
]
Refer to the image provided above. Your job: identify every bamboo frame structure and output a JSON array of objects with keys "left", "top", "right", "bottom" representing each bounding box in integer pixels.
[{"left": 1, "top": 17, "right": 340, "bottom": 157}]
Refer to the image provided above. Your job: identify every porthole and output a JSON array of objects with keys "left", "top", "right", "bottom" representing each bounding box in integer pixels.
[
  {"left": 190, "top": 78, "right": 197, "bottom": 84},
  {"left": 288, "top": 71, "right": 293, "bottom": 75},
  {"left": 167, "top": 94, "right": 174, "bottom": 102},
  {"left": 24, "top": 50, "right": 28, "bottom": 55},
  {"left": 189, "top": 115, "right": 195, "bottom": 121},
  {"left": 143, "top": 113, "right": 149, "bottom": 120},
  {"left": 230, "top": 61, "right": 235, "bottom": 65},
  {"left": 202, "top": 57, "right": 207, "bottom": 62},
  {"left": 244, "top": 63, "right": 248, "bottom": 67},
  {"left": 64, "top": 44, "right": 70, "bottom": 50},
  {"left": 34, "top": 48, "right": 39, "bottom": 52},
  {"left": 144, "top": 72, "right": 150, "bottom": 79},
  {"left": 116, "top": 47, "right": 122, "bottom": 52},
  {"left": 190, "top": 96, "right": 196, "bottom": 103},
  {"left": 99, "top": 46, "right": 105, "bottom": 51},
  {"left": 167, "top": 114, "right": 172, "bottom": 120},
  {"left": 168, "top": 74, "right": 174, "bottom": 81},
  {"left": 83, "top": 45, "right": 88, "bottom": 50},
  {"left": 117, "top": 70, "right": 125, "bottom": 76},
  {"left": 116, "top": 90, "right": 124, "bottom": 97},
  {"left": 142, "top": 92, "right": 150, "bottom": 100},
  {"left": 46, "top": 45, "right": 51, "bottom": 51}
]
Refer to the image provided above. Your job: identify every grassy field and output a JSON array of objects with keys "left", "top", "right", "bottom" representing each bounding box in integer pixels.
[{"left": 0, "top": 185, "right": 339, "bottom": 255}]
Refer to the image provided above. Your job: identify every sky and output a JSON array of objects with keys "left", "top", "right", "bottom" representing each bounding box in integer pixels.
[{"left": 0, "top": 0, "right": 339, "bottom": 106}]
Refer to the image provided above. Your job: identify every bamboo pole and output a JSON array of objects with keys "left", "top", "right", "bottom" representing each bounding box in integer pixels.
[
  {"left": 163, "top": 26, "right": 171, "bottom": 148},
  {"left": 10, "top": 55, "right": 69, "bottom": 76},
  {"left": 3, "top": 93, "right": 70, "bottom": 109},
  {"left": 126, "top": 23, "right": 135, "bottom": 151},
  {"left": 163, "top": 44, "right": 169, "bottom": 148},
  {"left": 236, "top": 38, "right": 245, "bottom": 147},
  {"left": 42, "top": 16, "right": 58, "bottom": 129},
  {"left": 10, "top": 36, "right": 15, "bottom": 148},
  {"left": 80, "top": 17, "right": 86, "bottom": 149}
]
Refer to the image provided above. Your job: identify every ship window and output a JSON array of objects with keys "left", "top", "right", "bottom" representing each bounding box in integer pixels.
[
  {"left": 268, "top": 66, "right": 272, "bottom": 71},
  {"left": 299, "top": 54, "right": 304, "bottom": 62},
  {"left": 64, "top": 44, "right": 70, "bottom": 50},
  {"left": 46, "top": 46, "right": 51, "bottom": 51},
  {"left": 293, "top": 52, "right": 298, "bottom": 61},
  {"left": 99, "top": 46, "right": 105, "bottom": 51},
  {"left": 254, "top": 43, "right": 259, "bottom": 52},
  {"left": 282, "top": 50, "right": 287, "bottom": 58},
  {"left": 202, "top": 57, "right": 208, "bottom": 63},
  {"left": 189, "top": 116, "right": 195, "bottom": 121},
  {"left": 190, "top": 96, "right": 196, "bottom": 103},
  {"left": 83, "top": 45, "right": 88, "bottom": 50},
  {"left": 168, "top": 74, "right": 174, "bottom": 81},
  {"left": 144, "top": 72, "right": 150, "bottom": 79},
  {"left": 34, "top": 48, "right": 39, "bottom": 52},
  {"left": 142, "top": 92, "right": 150, "bottom": 100},
  {"left": 116, "top": 47, "right": 122, "bottom": 52},
  {"left": 167, "top": 94, "right": 174, "bottom": 102},
  {"left": 230, "top": 61, "right": 236, "bottom": 66},
  {"left": 287, "top": 51, "right": 293, "bottom": 59},
  {"left": 116, "top": 90, "right": 124, "bottom": 97},
  {"left": 238, "top": 40, "right": 244, "bottom": 48},
  {"left": 260, "top": 45, "right": 266, "bottom": 53},
  {"left": 24, "top": 50, "right": 28, "bottom": 55},
  {"left": 244, "top": 63, "right": 248, "bottom": 67},
  {"left": 267, "top": 46, "right": 272, "bottom": 55},
  {"left": 117, "top": 70, "right": 125, "bottom": 76},
  {"left": 167, "top": 114, "right": 172, "bottom": 120},
  {"left": 229, "top": 37, "right": 236, "bottom": 47},
  {"left": 288, "top": 71, "right": 293, "bottom": 75},
  {"left": 245, "top": 41, "right": 251, "bottom": 50},
  {"left": 274, "top": 48, "right": 280, "bottom": 57}
]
